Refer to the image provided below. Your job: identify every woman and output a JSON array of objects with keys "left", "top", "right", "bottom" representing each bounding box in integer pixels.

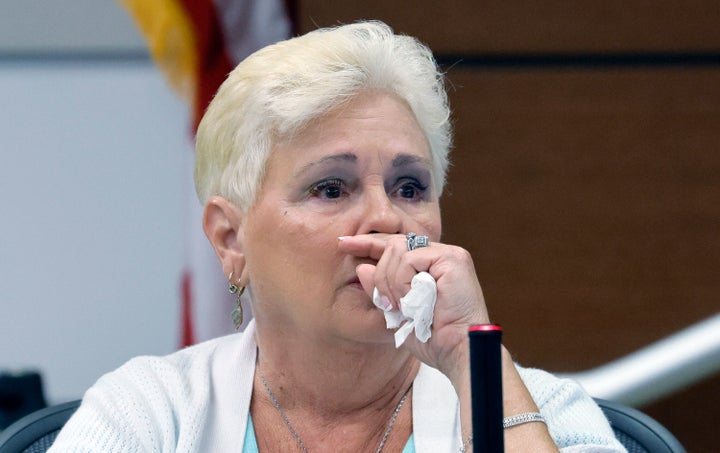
[{"left": 51, "top": 22, "right": 625, "bottom": 452}]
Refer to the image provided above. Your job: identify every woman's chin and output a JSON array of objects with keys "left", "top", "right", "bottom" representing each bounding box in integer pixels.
[
  {"left": 339, "top": 309, "right": 397, "bottom": 345},
  {"left": 319, "top": 289, "right": 397, "bottom": 345}
]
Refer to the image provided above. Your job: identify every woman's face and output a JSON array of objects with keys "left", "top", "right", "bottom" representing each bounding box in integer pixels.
[{"left": 242, "top": 92, "right": 441, "bottom": 344}]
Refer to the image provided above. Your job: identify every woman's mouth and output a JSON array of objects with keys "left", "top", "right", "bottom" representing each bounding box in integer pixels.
[{"left": 346, "top": 275, "right": 364, "bottom": 290}]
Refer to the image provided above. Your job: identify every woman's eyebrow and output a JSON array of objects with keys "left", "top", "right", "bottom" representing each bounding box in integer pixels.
[
  {"left": 392, "top": 153, "right": 431, "bottom": 168},
  {"left": 298, "top": 152, "right": 357, "bottom": 175}
]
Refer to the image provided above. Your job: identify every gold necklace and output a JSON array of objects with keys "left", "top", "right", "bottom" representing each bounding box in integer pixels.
[{"left": 259, "top": 371, "right": 412, "bottom": 453}]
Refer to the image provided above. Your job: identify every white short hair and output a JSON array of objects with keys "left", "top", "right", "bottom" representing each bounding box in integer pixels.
[{"left": 195, "top": 21, "right": 452, "bottom": 209}]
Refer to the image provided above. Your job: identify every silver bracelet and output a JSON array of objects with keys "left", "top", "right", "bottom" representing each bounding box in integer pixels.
[
  {"left": 459, "top": 435, "right": 473, "bottom": 452},
  {"left": 460, "top": 413, "right": 544, "bottom": 451},
  {"left": 503, "top": 412, "right": 546, "bottom": 429}
]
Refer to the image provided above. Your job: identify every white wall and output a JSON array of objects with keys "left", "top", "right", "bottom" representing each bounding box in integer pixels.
[
  {"left": 0, "top": 0, "right": 144, "bottom": 53},
  {"left": 0, "top": 61, "right": 188, "bottom": 404},
  {"left": 0, "top": 3, "right": 189, "bottom": 404}
]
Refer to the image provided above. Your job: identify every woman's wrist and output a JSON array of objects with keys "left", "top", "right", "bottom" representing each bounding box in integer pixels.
[{"left": 436, "top": 326, "right": 473, "bottom": 388}]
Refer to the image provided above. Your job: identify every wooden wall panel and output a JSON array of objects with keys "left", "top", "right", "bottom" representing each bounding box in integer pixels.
[
  {"left": 298, "top": 1, "right": 720, "bottom": 53},
  {"left": 443, "top": 68, "right": 720, "bottom": 368}
]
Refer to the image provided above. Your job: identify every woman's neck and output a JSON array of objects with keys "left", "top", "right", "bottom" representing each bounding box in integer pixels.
[{"left": 253, "top": 323, "right": 419, "bottom": 420}]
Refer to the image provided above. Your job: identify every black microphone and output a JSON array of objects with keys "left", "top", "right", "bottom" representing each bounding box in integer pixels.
[{"left": 468, "top": 324, "right": 504, "bottom": 453}]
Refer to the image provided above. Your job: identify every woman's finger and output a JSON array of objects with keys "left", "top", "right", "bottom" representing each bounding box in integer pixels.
[
  {"left": 337, "top": 234, "right": 391, "bottom": 260},
  {"left": 355, "top": 263, "right": 377, "bottom": 299},
  {"left": 373, "top": 236, "right": 411, "bottom": 305}
]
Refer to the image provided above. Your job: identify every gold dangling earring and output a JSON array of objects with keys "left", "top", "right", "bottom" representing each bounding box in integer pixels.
[{"left": 228, "top": 271, "right": 246, "bottom": 330}]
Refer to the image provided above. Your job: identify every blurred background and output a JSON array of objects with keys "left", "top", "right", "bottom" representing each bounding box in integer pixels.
[{"left": 1, "top": 1, "right": 718, "bottom": 451}]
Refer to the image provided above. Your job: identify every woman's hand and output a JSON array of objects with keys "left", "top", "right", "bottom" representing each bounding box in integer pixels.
[
  {"left": 337, "top": 233, "right": 490, "bottom": 382},
  {"left": 339, "top": 234, "right": 558, "bottom": 451}
]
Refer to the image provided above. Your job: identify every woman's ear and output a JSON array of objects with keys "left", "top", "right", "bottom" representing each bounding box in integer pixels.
[{"left": 202, "top": 196, "right": 249, "bottom": 286}]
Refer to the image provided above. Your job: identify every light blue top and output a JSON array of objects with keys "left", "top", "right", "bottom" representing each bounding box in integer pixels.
[{"left": 242, "top": 415, "right": 416, "bottom": 452}]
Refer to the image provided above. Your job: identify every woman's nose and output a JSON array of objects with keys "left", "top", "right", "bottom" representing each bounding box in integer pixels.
[{"left": 357, "top": 186, "right": 403, "bottom": 235}]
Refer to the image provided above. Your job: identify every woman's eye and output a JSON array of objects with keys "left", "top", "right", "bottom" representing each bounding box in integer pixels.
[
  {"left": 397, "top": 184, "right": 417, "bottom": 199},
  {"left": 394, "top": 179, "right": 427, "bottom": 200},
  {"left": 310, "top": 178, "right": 346, "bottom": 199}
]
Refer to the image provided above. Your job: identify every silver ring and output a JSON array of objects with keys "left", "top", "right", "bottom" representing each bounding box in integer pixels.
[{"left": 406, "top": 232, "right": 429, "bottom": 251}]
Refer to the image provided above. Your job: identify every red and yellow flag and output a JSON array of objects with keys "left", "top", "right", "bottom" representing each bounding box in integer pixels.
[{"left": 120, "top": 0, "right": 294, "bottom": 346}]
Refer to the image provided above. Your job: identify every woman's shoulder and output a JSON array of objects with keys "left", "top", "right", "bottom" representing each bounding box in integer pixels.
[
  {"left": 92, "top": 332, "right": 243, "bottom": 401},
  {"left": 95, "top": 330, "right": 253, "bottom": 410},
  {"left": 49, "top": 329, "right": 256, "bottom": 452},
  {"left": 123, "top": 332, "right": 241, "bottom": 375}
]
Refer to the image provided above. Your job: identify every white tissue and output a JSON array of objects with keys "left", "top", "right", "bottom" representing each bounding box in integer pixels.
[{"left": 373, "top": 271, "right": 437, "bottom": 348}]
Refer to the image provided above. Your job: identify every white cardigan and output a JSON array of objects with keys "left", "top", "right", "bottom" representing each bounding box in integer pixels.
[{"left": 50, "top": 322, "right": 625, "bottom": 452}]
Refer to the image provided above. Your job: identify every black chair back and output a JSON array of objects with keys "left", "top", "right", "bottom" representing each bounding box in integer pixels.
[
  {"left": 0, "top": 400, "right": 79, "bottom": 453},
  {"left": 595, "top": 398, "right": 686, "bottom": 453},
  {"left": 0, "top": 372, "right": 47, "bottom": 430}
]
